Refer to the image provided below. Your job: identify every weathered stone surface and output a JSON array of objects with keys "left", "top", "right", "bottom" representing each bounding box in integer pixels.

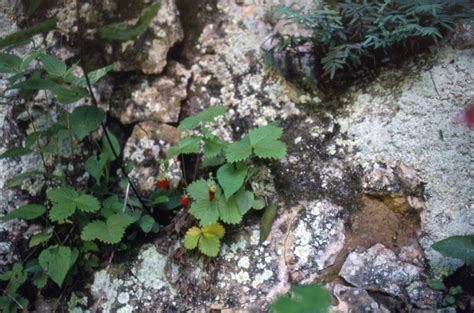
[
  {"left": 337, "top": 44, "right": 474, "bottom": 273},
  {"left": 340, "top": 244, "right": 422, "bottom": 296},
  {"left": 123, "top": 121, "right": 181, "bottom": 194},
  {"left": 330, "top": 284, "right": 390, "bottom": 313},
  {"left": 111, "top": 62, "right": 190, "bottom": 124}
]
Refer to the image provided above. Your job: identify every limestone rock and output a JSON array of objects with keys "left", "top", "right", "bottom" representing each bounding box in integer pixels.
[
  {"left": 111, "top": 62, "right": 190, "bottom": 124},
  {"left": 339, "top": 244, "right": 422, "bottom": 296},
  {"left": 123, "top": 121, "right": 181, "bottom": 194}
]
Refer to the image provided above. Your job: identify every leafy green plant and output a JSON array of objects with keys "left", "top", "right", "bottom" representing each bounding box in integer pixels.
[
  {"left": 168, "top": 106, "right": 287, "bottom": 256},
  {"left": 427, "top": 279, "right": 464, "bottom": 307},
  {"left": 271, "top": 284, "right": 331, "bottom": 313},
  {"left": 265, "top": 0, "right": 473, "bottom": 89},
  {"left": 432, "top": 235, "right": 474, "bottom": 267}
]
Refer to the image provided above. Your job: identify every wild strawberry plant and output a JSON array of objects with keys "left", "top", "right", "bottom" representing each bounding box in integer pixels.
[{"left": 167, "top": 106, "right": 287, "bottom": 257}]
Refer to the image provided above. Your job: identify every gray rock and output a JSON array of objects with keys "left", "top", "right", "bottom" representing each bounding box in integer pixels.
[
  {"left": 339, "top": 244, "right": 422, "bottom": 296},
  {"left": 111, "top": 62, "right": 190, "bottom": 124},
  {"left": 123, "top": 121, "right": 181, "bottom": 194},
  {"left": 331, "top": 284, "right": 390, "bottom": 313}
]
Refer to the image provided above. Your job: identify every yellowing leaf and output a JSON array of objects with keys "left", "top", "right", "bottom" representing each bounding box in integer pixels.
[
  {"left": 183, "top": 223, "right": 225, "bottom": 257},
  {"left": 202, "top": 223, "right": 225, "bottom": 239}
]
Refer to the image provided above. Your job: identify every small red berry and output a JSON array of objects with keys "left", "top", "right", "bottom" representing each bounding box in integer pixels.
[
  {"left": 159, "top": 178, "right": 169, "bottom": 190},
  {"left": 209, "top": 191, "right": 215, "bottom": 201},
  {"left": 181, "top": 196, "right": 189, "bottom": 206}
]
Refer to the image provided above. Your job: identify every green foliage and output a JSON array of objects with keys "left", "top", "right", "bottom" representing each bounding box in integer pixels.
[
  {"left": 98, "top": 3, "right": 161, "bottom": 41},
  {"left": 81, "top": 214, "right": 135, "bottom": 244},
  {"left": 0, "top": 204, "right": 46, "bottom": 221},
  {"left": 183, "top": 224, "right": 225, "bottom": 257},
  {"left": 432, "top": 235, "right": 474, "bottom": 266},
  {"left": 267, "top": 0, "right": 473, "bottom": 86},
  {"left": 259, "top": 202, "right": 277, "bottom": 244},
  {"left": 271, "top": 284, "right": 331, "bottom": 313},
  {"left": 38, "top": 245, "right": 78, "bottom": 287},
  {"left": 71, "top": 106, "right": 106, "bottom": 139},
  {"left": 47, "top": 187, "right": 100, "bottom": 222},
  {"left": 168, "top": 107, "right": 286, "bottom": 256},
  {"left": 0, "top": 17, "right": 57, "bottom": 49}
]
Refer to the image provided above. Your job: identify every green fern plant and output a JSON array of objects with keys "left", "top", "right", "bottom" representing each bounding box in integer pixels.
[{"left": 266, "top": 0, "right": 473, "bottom": 88}]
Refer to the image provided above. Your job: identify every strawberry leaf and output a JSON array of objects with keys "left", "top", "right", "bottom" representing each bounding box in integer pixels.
[
  {"left": 217, "top": 162, "right": 248, "bottom": 200},
  {"left": 183, "top": 224, "right": 225, "bottom": 257},
  {"left": 178, "top": 106, "right": 227, "bottom": 131},
  {"left": 225, "top": 136, "right": 252, "bottom": 163},
  {"left": 80, "top": 214, "right": 135, "bottom": 244}
]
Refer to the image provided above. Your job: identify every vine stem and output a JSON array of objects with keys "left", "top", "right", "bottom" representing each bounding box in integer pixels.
[
  {"left": 74, "top": 0, "right": 150, "bottom": 214},
  {"left": 25, "top": 104, "right": 47, "bottom": 169}
]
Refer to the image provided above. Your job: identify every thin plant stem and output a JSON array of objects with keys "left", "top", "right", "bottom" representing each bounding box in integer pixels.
[{"left": 25, "top": 104, "right": 47, "bottom": 169}]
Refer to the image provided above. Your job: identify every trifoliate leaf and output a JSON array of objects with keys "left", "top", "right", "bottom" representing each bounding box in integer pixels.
[
  {"left": 189, "top": 199, "right": 220, "bottom": 226},
  {"left": 178, "top": 106, "right": 227, "bottom": 131},
  {"left": 217, "top": 162, "right": 248, "bottom": 199},
  {"left": 71, "top": 106, "right": 106, "bottom": 140},
  {"left": 39, "top": 53, "right": 66, "bottom": 77},
  {"left": 0, "top": 204, "right": 46, "bottom": 221},
  {"left": 235, "top": 189, "right": 254, "bottom": 215},
  {"left": 29, "top": 231, "right": 52, "bottom": 248},
  {"left": 432, "top": 235, "right": 474, "bottom": 266},
  {"left": 218, "top": 195, "right": 242, "bottom": 224},
  {"left": 259, "top": 202, "right": 277, "bottom": 244},
  {"left": 167, "top": 136, "right": 201, "bottom": 158},
  {"left": 183, "top": 227, "right": 201, "bottom": 249},
  {"left": 139, "top": 214, "right": 155, "bottom": 233},
  {"left": 271, "top": 285, "right": 331, "bottom": 313},
  {"left": 187, "top": 179, "right": 210, "bottom": 201},
  {"left": 183, "top": 224, "right": 225, "bottom": 257},
  {"left": 81, "top": 214, "right": 134, "bottom": 244},
  {"left": 225, "top": 136, "right": 252, "bottom": 163},
  {"left": 38, "top": 245, "right": 76, "bottom": 287},
  {"left": 47, "top": 187, "right": 100, "bottom": 221}
]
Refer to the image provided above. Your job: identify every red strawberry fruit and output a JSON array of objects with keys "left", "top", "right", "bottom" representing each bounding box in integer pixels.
[
  {"left": 209, "top": 191, "right": 215, "bottom": 201},
  {"left": 181, "top": 196, "right": 189, "bottom": 206},
  {"left": 159, "top": 178, "right": 169, "bottom": 190}
]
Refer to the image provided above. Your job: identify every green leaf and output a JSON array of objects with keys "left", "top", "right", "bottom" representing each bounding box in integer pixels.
[
  {"left": 102, "top": 128, "right": 120, "bottom": 161},
  {"left": 98, "top": 3, "right": 160, "bottom": 41},
  {"left": 187, "top": 179, "right": 210, "bottom": 201},
  {"left": 217, "top": 162, "right": 248, "bottom": 199},
  {"left": 139, "top": 215, "right": 155, "bottom": 233},
  {"left": 183, "top": 224, "right": 225, "bottom": 257},
  {"left": 85, "top": 155, "right": 105, "bottom": 183},
  {"left": 178, "top": 106, "right": 227, "bottom": 131},
  {"left": 189, "top": 199, "right": 220, "bottom": 226},
  {"left": 202, "top": 155, "right": 226, "bottom": 167},
  {"left": 249, "top": 125, "right": 286, "bottom": 160},
  {"left": 39, "top": 53, "right": 66, "bottom": 77},
  {"left": 432, "top": 235, "right": 474, "bottom": 266},
  {"left": 167, "top": 136, "right": 201, "bottom": 158},
  {"left": 252, "top": 197, "right": 266, "bottom": 210},
  {"left": 225, "top": 136, "right": 252, "bottom": 163},
  {"left": 427, "top": 279, "right": 446, "bottom": 291},
  {"left": 51, "top": 85, "right": 89, "bottom": 104},
  {"left": 33, "top": 271, "right": 48, "bottom": 288},
  {"left": 74, "top": 195, "right": 100, "bottom": 213},
  {"left": 449, "top": 286, "right": 463, "bottom": 296},
  {"left": 0, "top": 53, "right": 22, "bottom": 73},
  {"left": 38, "top": 245, "right": 76, "bottom": 287},
  {"left": 235, "top": 189, "right": 254, "bottom": 215},
  {"left": 0, "top": 204, "right": 46, "bottom": 221},
  {"left": 271, "top": 285, "right": 331, "bottom": 313},
  {"left": 0, "top": 18, "right": 57, "bottom": 49},
  {"left": 71, "top": 106, "right": 106, "bottom": 139},
  {"left": 26, "top": 0, "right": 43, "bottom": 17},
  {"left": 218, "top": 195, "right": 242, "bottom": 224},
  {"left": 259, "top": 202, "right": 277, "bottom": 244},
  {"left": 203, "top": 138, "right": 225, "bottom": 157},
  {"left": 47, "top": 187, "right": 100, "bottom": 221},
  {"left": 81, "top": 214, "right": 135, "bottom": 244},
  {"left": 6, "top": 170, "right": 61, "bottom": 188},
  {"left": 29, "top": 231, "right": 52, "bottom": 248},
  {"left": 0, "top": 147, "right": 30, "bottom": 159},
  {"left": 76, "top": 63, "right": 116, "bottom": 87}
]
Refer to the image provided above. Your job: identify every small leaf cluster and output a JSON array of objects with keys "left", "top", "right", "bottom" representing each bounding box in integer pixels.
[
  {"left": 168, "top": 106, "right": 287, "bottom": 257},
  {"left": 427, "top": 279, "right": 464, "bottom": 307},
  {"left": 265, "top": 0, "right": 473, "bottom": 87},
  {"left": 271, "top": 284, "right": 331, "bottom": 313}
]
